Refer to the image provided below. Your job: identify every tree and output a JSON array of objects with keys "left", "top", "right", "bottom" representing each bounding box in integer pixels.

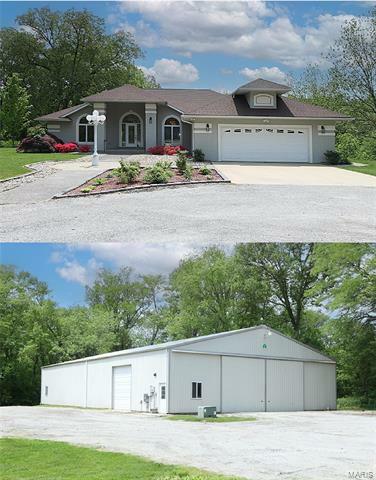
[
  {"left": 167, "top": 247, "right": 273, "bottom": 339},
  {"left": 86, "top": 268, "right": 167, "bottom": 349},
  {"left": 0, "top": 73, "right": 31, "bottom": 144},
  {"left": 327, "top": 8, "right": 376, "bottom": 132},
  {"left": 234, "top": 244, "right": 318, "bottom": 338},
  {"left": 0, "top": 7, "right": 158, "bottom": 117}
]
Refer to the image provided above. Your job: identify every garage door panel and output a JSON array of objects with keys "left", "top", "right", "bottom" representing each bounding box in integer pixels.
[
  {"left": 220, "top": 126, "right": 310, "bottom": 163},
  {"left": 304, "top": 363, "right": 336, "bottom": 410},
  {"left": 266, "top": 360, "right": 303, "bottom": 411},
  {"left": 222, "top": 357, "right": 265, "bottom": 412},
  {"left": 112, "top": 365, "right": 131, "bottom": 410}
]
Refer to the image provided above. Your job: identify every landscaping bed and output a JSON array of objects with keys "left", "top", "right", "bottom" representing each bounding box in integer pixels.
[{"left": 57, "top": 160, "right": 228, "bottom": 198}]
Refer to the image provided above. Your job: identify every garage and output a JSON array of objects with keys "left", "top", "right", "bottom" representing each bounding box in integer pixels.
[
  {"left": 41, "top": 325, "right": 336, "bottom": 413},
  {"left": 219, "top": 125, "right": 311, "bottom": 163},
  {"left": 112, "top": 365, "right": 132, "bottom": 410}
]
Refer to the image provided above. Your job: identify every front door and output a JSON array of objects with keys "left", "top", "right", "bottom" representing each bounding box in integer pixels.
[{"left": 126, "top": 123, "right": 139, "bottom": 147}]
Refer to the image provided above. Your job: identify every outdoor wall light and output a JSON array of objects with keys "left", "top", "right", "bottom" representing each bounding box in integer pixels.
[
  {"left": 206, "top": 123, "right": 210, "bottom": 131},
  {"left": 149, "top": 116, "right": 153, "bottom": 124}
]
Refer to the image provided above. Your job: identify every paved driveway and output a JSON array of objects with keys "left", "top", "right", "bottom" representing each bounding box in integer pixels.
[
  {"left": 0, "top": 156, "right": 375, "bottom": 242},
  {"left": 1, "top": 407, "right": 375, "bottom": 480},
  {"left": 214, "top": 163, "right": 376, "bottom": 186}
]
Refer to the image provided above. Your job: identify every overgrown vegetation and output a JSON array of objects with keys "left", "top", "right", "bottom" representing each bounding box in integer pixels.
[
  {"left": 1, "top": 244, "right": 375, "bottom": 407},
  {"left": 290, "top": 8, "right": 376, "bottom": 171},
  {"left": 1, "top": 438, "right": 240, "bottom": 480}
]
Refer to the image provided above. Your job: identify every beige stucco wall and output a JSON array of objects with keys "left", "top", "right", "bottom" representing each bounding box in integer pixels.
[{"left": 190, "top": 117, "right": 336, "bottom": 163}]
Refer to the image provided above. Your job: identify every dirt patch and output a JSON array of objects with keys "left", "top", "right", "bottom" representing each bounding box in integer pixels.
[{"left": 57, "top": 167, "right": 229, "bottom": 198}]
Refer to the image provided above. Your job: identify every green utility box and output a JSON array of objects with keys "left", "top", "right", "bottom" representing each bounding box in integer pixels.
[{"left": 198, "top": 406, "right": 217, "bottom": 418}]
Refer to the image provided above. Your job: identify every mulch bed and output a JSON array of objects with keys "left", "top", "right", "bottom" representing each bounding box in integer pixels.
[{"left": 56, "top": 167, "right": 229, "bottom": 198}]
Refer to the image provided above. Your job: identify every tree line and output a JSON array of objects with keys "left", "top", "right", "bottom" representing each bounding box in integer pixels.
[
  {"left": 1, "top": 243, "right": 375, "bottom": 406},
  {"left": 0, "top": 7, "right": 158, "bottom": 142}
]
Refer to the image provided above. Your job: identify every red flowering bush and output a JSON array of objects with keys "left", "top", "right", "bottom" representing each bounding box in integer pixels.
[
  {"left": 54, "top": 142, "right": 79, "bottom": 153},
  {"left": 79, "top": 145, "right": 91, "bottom": 153},
  {"left": 147, "top": 145, "right": 189, "bottom": 155}
]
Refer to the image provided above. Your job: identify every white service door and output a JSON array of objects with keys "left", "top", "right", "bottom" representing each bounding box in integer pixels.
[
  {"left": 112, "top": 365, "right": 132, "bottom": 410},
  {"left": 266, "top": 360, "right": 303, "bottom": 411},
  {"left": 221, "top": 357, "right": 265, "bottom": 412},
  {"left": 219, "top": 126, "right": 310, "bottom": 162}
]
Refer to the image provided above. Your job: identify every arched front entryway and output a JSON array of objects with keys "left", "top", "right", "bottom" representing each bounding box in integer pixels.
[
  {"left": 119, "top": 112, "right": 143, "bottom": 148},
  {"left": 163, "top": 116, "right": 181, "bottom": 145}
]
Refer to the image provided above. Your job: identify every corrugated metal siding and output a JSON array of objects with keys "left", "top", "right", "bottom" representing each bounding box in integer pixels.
[
  {"left": 176, "top": 327, "right": 330, "bottom": 362},
  {"left": 41, "top": 362, "right": 86, "bottom": 407},
  {"left": 266, "top": 360, "right": 304, "bottom": 411},
  {"left": 169, "top": 352, "right": 220, "bottom": 413},
  {"left": 222, "top": 357, "right": 265, "bottom": 412},
  {"left": 304, "top": 362, "right": 336, "bottom": 410}
]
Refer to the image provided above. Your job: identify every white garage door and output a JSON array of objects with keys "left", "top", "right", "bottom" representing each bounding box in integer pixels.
[
  {"left": 266, "top": 360, "right": 303, "bottom": 411},
  {"left": 112, "top": 365, "right": 131, "bottom": 410},
  {"left": 304, "top": 362, "right": 336, "bottom": 410},
  {"left": 219, "top": 126, "right": 310, "bottom": 163},
  {"left": 222, "top": 357, "right": 265, "bottom": 412}
]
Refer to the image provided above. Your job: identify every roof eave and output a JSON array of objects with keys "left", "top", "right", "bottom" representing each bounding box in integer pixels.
[
  {"left": 35, "top": 117, "right": 71, "bottom": 123},
  {"left": 182, "top": 114, "right": 352, "bottom": 121}
]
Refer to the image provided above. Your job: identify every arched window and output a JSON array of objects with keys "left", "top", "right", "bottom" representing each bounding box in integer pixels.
[
  {"left": 163, "top": 116, "right": 181, "bottom": 145},
  {"left": 120, "top": 113, "right": 142, "bottom": 147},
  {"left": 78, "top": 116, "right": 94, "bottom": 143},
  {"left": 254, "top": 94, "right": 274, "bottom": 106}
]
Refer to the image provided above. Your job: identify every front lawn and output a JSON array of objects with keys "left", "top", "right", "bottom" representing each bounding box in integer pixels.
[
  {"left": 340, "top": 161, "right": 376, "bottom": 177},
  {"left": 0, "top": 147, "right": 86, "bottom": 180},
  {"left": 0, "top": 438, "right": 242, "bottom": 480},
  {"left": 165, "top": 415, "right": 256, "bottom": 423}
]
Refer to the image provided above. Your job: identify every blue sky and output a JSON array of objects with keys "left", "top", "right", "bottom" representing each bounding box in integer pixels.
[
  {"left": 1, "top": 1, "right": 374, "bottom": 90},
  {"left": 0, "top": 243, "right": 199, "bottom": 306}
]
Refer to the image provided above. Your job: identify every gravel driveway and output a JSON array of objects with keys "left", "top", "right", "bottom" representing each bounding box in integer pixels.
[
  {"left": 0, "top": 156, "right": 375, "bottom": 242},
  {"left": 1, "top": 406, "right": 374, "bottom": 480}
]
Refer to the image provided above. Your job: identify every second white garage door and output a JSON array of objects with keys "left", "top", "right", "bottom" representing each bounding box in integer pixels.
[
  {"left": 219, "top": 126, "right": 311, "bottom": 163},
  {"left": 112, "top": 365, "right": 131, "bottom": 410}
]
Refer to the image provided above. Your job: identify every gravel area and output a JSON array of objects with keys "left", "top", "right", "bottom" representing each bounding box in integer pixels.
[
  {"left": 0, "top": 161, "right": 58, "bottom": 193},
  {"left": 1, "top": 406, "right": 374, "bottom": 480},
  {"left": 1, "top": 183, "right": 375, "bottom": 242}
]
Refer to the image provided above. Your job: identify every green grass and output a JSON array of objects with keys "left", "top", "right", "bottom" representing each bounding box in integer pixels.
[
  {"left": 0, "top": 148, "right": 86, "bottom": 180},
  {"left": 0, "top": 438, "right": 243, "bottom": 480},
  {"left": 340, "top": 160, "right": 376, "bottom": 177},
  {"left": 165, "top": 415, "right": 256, "bottom": 423},
  {"left": 337, "top": 396, "right": 376, "bottom": 411}
]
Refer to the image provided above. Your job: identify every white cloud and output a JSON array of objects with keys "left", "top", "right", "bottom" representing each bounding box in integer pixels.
[
  {"left": 116, "top": 2, "right": 357, "bottom": 68},
  {"left": 56, "top": 258, "right": 102, "bottom": 286},
  {"left": 139, "top": 58, "right": 199, "bottom": 85},
  {"left": 240, "top": 66, "right": 288, "bottom": 84}
]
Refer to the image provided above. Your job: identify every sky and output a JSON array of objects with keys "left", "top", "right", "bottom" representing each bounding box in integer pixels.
[
  {"left": 0, "top": 0, "right": 374, "bottom": 91},
  {"left": 0, "top": 243, "right": 202, "bottom": 306}
]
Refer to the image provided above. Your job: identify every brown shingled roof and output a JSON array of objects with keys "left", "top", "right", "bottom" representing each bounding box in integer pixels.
[
  {"left": 35, "top": 104, "right": 88, "bottom": 122},
  {"left": 235, "top": 78, "right": 291, "bottom": 92}
]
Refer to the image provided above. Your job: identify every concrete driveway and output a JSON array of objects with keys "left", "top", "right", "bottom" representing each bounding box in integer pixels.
[
  {"left": 214, "top": 163, "right": 376, "bottom": 186},
  {"left": 1, "top": 406, "right": 375, "bottom": 480}
]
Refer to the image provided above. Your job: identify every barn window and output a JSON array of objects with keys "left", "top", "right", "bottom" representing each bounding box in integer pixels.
[
  {"left": 45, "top": 386, "right": 48, "bottom": 396},
  {"left": 192, "top": 381, "right": 202, "bottom": 399},
  {"left": 161, "top": 385, "right": 166, "bottom": 399}
]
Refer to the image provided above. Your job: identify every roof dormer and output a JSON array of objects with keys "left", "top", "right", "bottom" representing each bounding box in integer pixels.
[{"left": 233, "top": 78, "right": 291, "bottom": 110}]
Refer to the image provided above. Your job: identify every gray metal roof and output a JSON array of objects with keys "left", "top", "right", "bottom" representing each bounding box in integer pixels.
[{"left": 42, "top": 325, "right": 334, "bottom": 368}]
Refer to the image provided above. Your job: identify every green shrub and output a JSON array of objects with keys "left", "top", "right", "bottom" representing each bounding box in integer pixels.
[
  {"left": 81, "top": 186, "right": 96, "bottom": 193},
  {"left": 193, "top": 149, "right": 205, "bottom": 162},
  {"left": 337, "top": 396, "right": 376, "bottom": 411},
  {"left": 144, "top": 163, "right": 173, "bottom": 184},
  {"left": 324, "top": 150, "right": 342, "bottom": 165},
  {"left": 93, "top": 178, "right": 105, "bottom": 185},
  {"left": 355, "top": 136, "right": 376, "bottom": 163},
  {"left": 27, "top": 125, "right": 47, "bottom": 137},
  {"left": 183, "top": 165, "right": 193, "bottom": 180},
  {"left": 199, "top": 166, "right": 211, "bottom": 176},
  {"left": 336, "top": 132, "right": 358, "bottom": 163},
  {"left": 115, "top": 160, "right": 141, "bottom": 184},
  {"left": 176, "top": 151, "right": 188, "bottom": 174}
]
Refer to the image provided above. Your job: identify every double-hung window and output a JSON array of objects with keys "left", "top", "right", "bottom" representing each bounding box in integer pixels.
[{"left": 192, "top": 381, "right": 202, "bottom": 399}]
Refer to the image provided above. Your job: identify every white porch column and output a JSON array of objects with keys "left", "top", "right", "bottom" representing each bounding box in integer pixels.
[
  {"left": 93, "top": 102, "right": 106, "bottom": 152},
  {"left": 145, "top": 103, "right": 157, "bottom": 149}
]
